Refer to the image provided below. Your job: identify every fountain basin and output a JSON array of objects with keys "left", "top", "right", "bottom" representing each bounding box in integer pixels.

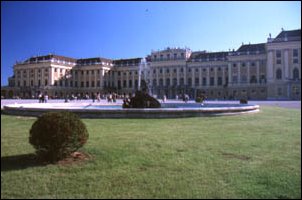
[{"left": 3, "top": 102, "right": 260, "bottom": 118}]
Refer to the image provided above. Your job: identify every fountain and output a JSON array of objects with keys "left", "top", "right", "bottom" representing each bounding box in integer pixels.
[{"left": 122, "top": 58, "right": 161, "bottom": 108}]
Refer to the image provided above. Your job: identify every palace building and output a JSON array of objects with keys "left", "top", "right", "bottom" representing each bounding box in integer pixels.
[{"left": 1, "top": 28, "right": 301, "bottom": 100}]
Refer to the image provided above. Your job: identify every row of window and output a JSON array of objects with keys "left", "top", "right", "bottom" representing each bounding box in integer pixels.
[{"left": 276, "top": 68, "right": 300, "bottom": 80}]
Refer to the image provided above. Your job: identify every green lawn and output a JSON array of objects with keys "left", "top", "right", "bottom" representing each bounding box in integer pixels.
[{"left": 1, "top": 106, "right": 301, "bottom": 198}]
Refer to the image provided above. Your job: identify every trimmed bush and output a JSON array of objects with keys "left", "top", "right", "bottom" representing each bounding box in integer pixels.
[{"left": 29, "top": 112, "right": 89, "bottom": 162}]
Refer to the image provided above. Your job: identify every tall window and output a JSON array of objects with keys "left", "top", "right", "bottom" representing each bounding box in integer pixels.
[
  {"left": 195, "top": 78, "right": 199, "bottom": 86},
  {"left": 293, "top": 49, "right": 298, "bottom": 57},
  {"left": 276, "top": 69, "right": 282, "bottom": 80},
  {"left": 210, "top": 77, "right": 214, "bottom": 86},
  {"left": 293, "top": 68, "right": 299, "bottom": 80}
]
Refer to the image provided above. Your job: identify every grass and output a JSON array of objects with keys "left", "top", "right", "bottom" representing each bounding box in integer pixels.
[{"left": 1, "top": 106, "right": 301, "bottom": 198}]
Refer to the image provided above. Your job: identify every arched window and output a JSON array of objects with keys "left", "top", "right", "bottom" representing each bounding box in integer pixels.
[
  {"left": 276, "top": 69, "right": 282, "bottom": 80},
  {"left": 293, "top": 68, "right": 299, "bottom": 80}
]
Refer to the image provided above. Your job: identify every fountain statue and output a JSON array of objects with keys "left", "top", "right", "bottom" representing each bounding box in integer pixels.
[{"left": 122, "top": 58, "right": 161, "bottom": 108}]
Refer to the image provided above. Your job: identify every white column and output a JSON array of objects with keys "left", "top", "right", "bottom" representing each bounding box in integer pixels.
[
  {"left": 284, "top": 49, "right": 289, "bottom": 80},
  {"left": 267, "top": 50, "right": 274, "bottom": 82},
  {"left": 247, "top": 62, "right": 250, "bottom": 85},
  {"left": 228, "top": 63, "right": 232, "bottom": 86},
  {"left": 49, "top": 67, "right": 55, "bottom": 85},
  {"left": 41, "top": 68, "right": 45, "bottom": 86},
  {"left": 170, "top": 68, "right": 173, "bottom": 87},
  {"left": 100, "top": 69, "right": 104, "bottom": 88},
  {"left": 214, "top": 67, "right": 217, "bottom": 86},
  {"left": 238, "top": 62, "right": 241, "bottom": 84},
  {"left": 177, "top": 67, "right": 180, "bottom": 86},
  {"left": 132, "top": 71, "right": 135, "bottom": 89},
  {"left": 256, "top": 61, "right": 260, "bottom": 83},
  {"left": 199, "top": 67, "right": 202, "bottom": 86},
  {"left": 88, "top": 70, "right": 91, "bottom": 89},
  {"left": 94, "top": 70, "right": 97, "bottom": 88},
  {"left": 126, "top": 71, "right": 129, "bottom": 88},
  {"left": 192, "top": 67, "right": 195, "bottom": 87},
  {"left": 48, "top": 67, "right": 52, "bottom": 86},
  {"left": 184, "top": 66, "right": 187, "bottom": 85},
  {"left": 207, "top": 67, "right": 210, "bottom": 86},
  {"left": 222, "top": 67, "right": 225, "bottom": 85},
  {"left": 156, "top": 68, "right": 159, "bottom": 86},
  {"left": 163, "top": 69, "right": 166, "bottom": 86}
]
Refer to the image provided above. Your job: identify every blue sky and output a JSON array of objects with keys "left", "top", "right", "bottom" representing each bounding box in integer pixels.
[{"left": 1, "top": 1, "right": 301, "bottom": 85}]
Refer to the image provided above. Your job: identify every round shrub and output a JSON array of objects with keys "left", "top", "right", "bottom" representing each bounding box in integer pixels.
[{"left": 29, "top": 111, "right": 89, "bottom": 162}]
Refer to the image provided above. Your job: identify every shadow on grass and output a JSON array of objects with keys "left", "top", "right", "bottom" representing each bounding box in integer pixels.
[{"left": 1, "top": 154, "right": 48, "bottom": 172}]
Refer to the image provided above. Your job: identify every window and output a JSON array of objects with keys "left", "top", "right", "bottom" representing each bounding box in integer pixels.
[
  {"left": 277, "top": 88, "right": 282, "bottom": 96},
  {"left": 159, "top": 79, "right": 163, "bottom": 86},
  {"left": 91, "top": 81, "right": 95, "bottom": 87},
  {"left": 160, "top": 69, "right": 162, "bottom": 74},
  {"left": 45, "top": 79, "right": 48, "bottom": 86},
  {"left": 173, "top": 78, "right": 177, "bottom": 86},
  {"left": 202, "top": 77, "right": 207, "bottom": 86},
  {"left": 293, "top": 49, "right": 298, "bottom": 57},
  {"left": 173, "top": 69, "right": 177, "bottom": 73},
  {"left": 218, "top": 67, "right": 221, "bottom": 71},
  {"left": 167, "top": 54, "right": 170, "bottom": 59},
  {"left": 195, "top": 78, "right": 199, "bottom": 86},
  {"left": 293, "top": 59, "right": 298, "bottom": 64},
  {"left": 129, "top": 80, "right": 132, "bottom": 88},
  {"left": 180, "top": 78, "right": 184, "bottom": 86},
  {"left": 70, "top": 81, "right": 73, "bottom": 87},
  {"left": 160, "top": 55, "right": 163, "bottom": 60},
  {"left": 153, "top": 79, "right": 157, "bottom": 86},
  {"left": 180, "top": 68, "right": 184, "bottom": 73},
  {"left": 166, "top": 78, "right": 170, "bottom": 86},
  {"left": 277, "top": 59, "right": 282, "bottom": 64},
  {"left": 23, "top": 80, "right": 26, "bottom": 87},
  {"left": 174, "top": 53, "right": 177, "bottom": 59},
  {"left": 118, "top": 71, "right": 121, "bottom": 76},
  {"left": 166, "top": 69, "right": 170, "bottom": 73},
  {"left": 97, "top": 81, "right": 100, "bottom": 87},
  {"left": 123, "top": 80, "right": 127, "bottom": 87},
  {"left": 241, "top": 75, "right": 247, "bottom": 83},
  {"left": 241, "top": 63, "right": 245, "bottom": 67},
  {"left": 54, "top": 68, "right": 57, "bottom": 72},
  {"left": 232, "top": 76, "right": 238, "bottom": 84},
  {"left": 153, "top": 69, "right": 156, "bottom": 74},
  {"left": 38, "top": 80, "right": 41, "bottom": 87},
  {"left": 218, "top": 77, "right": 222, "bottom": 85},
  {"left": 251, "top": 62, "right": 255, "bottom": 67},
  {"left": 276, "top": 69, "right": 282, "bottom": 80},
  {"left": 210, "top": 68, "right": 213, "bottom": 72},
  {"left": 276, "top": 50, "right": 281, "bottom": 58},
  {"left": 233, "top": 63, "right": 237, "bottom": 67},
  {"left": 293, "top": 68, "right": 299, "bottom": 80},
  {"left": 31, "top": 80, "right": 33, "bottom": 86},
  {"left": 117, "top": 80, "right": 121, "bottom": 89},
  {"left": 188, "top": 78, "right": 192, "bottom": 86},
  {"left": 195, "top": 68, "right": 199, "bottom": 73},
  {"left": 81, "top": 81, "right": 84, "bottom": 88},
  {"left": 181, "top": 53, "right": 184, "bottom": 58},
  {"left": 250, "top": 75, "right": 257, "bottom": 83},
  {"left": 210, "top": 77, "right": 214, "bottom": 86},
  {"left": 75, "top": 81, "right": 78, "bottom": 87}
]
